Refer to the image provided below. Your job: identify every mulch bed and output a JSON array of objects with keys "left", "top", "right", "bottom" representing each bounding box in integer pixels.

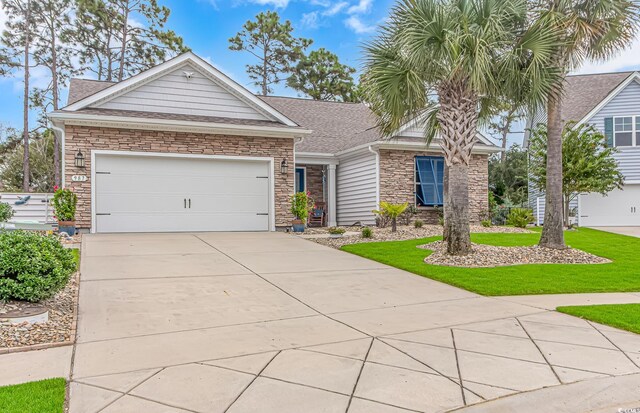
[
  {"left": 0, "top": 271, "right": 79, "bottom": 350},
  {"left": 419, "top": 240, "right": 611, "bottom": 267},
  {"left": 299, "top": 224, "right": 532, "bottom": 249}
]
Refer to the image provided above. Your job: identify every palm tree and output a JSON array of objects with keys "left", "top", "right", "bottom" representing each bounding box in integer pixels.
[
  {"left": 363, "top": 0, "right": 560, "bottom": 255},
  {"left": 534, "top": 0, "right": 639, "bottom": 250}
]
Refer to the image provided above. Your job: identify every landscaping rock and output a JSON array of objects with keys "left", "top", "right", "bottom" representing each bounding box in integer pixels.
[
  {"left": 419, "top": 241, "right": 610, "bottom": 267},
  {"left": 0, "top": 272, "right": 79, "bottom": 349},
  {"left": 297, "top": 224, "right": 532, "bottom": 249}
]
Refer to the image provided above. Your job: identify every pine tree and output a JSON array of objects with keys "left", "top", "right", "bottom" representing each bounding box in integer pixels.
[
  {"left": 229, "top": 11, "right": 312, "bottom": 95},
  {"left": 288, "top": 48, "right": 357, "bottom": 102}
]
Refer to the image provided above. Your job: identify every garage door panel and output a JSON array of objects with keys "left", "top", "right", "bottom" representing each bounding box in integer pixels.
[
  {"left": 94, "top": 154, "right": 272, "bottom": 233},
  {"left": 580, "top": 185, "right": 640, "bottom": 227}
]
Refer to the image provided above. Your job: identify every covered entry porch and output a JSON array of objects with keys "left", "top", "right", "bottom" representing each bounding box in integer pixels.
[{"left": 295, "top": 153, "right": 338, "bottom": 227}]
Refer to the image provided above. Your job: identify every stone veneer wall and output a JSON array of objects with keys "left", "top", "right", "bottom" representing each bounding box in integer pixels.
[
  {"left": 378, "top": 149, "right": 489, "bottom": 224},
  {"left": 64, "top": 125, "right": 295, "bottom": 229},
  {"left": 304, "top": 164, "right": 325, "bottom": 204}
]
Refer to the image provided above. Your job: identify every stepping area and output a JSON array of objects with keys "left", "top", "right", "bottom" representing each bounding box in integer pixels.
[{"left": 65, "top": 232, "right": 640, "bottom": 412}]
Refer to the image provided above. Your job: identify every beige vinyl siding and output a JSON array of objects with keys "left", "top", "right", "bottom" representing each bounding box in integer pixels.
[
  {"left": 94, "top": 64, "right": 271, "bottom": 121},
  {"left": 336, "top": 148, "right": 378, "bottom": 226}
]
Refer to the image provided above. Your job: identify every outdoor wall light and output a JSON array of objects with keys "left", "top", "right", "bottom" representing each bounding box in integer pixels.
[
  {"left": 74, "top": 150, "right": 85, "bottom": 168},
  {"left": 280, "top": 158, "right": 288, "bottom": 174}
]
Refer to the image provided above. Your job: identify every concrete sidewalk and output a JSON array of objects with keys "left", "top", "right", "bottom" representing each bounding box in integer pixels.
[{"left": 3, "top": 231, "right": 640, "bottom": 412}]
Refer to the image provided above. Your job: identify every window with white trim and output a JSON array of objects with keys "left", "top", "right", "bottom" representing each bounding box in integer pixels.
[{"left": 614, "top": 116, "right": 635, "bottom": 147}]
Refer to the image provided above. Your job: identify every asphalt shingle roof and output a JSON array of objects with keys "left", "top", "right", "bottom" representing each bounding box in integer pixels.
[
  {"left": 561, "top": 71, "right": 634, "bottom": 124},
  {"left": 67, "top": 79, "right": 116, "bottom": 106}
]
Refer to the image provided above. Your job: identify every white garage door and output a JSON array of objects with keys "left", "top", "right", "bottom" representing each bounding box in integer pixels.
[
  {"left": 94, "top": 153, "right": 271, "bottom": 233},
  {"left": 579, "top": 184, "right": 640, "bottom": 227}
]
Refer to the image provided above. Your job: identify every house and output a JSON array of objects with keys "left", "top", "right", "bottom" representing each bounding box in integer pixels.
[
  {"left": 47, "top": 52, "right": 498, "bottom": 233},
  {"left": 525, "top": 71, "right": 640, "bottom": 227}
]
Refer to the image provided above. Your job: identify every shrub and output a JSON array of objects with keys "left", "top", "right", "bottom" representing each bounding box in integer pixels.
[
  {"left": 481, "top": 219, "right": 492, "bottom": 227},
  {"left": 0, "top": 231, "right": 76, "bottom": 302},
  {"left": 361, "top": 227, "right": 373, "bottom": 238},
  {"left": 52, "top": 187, "right": 77, "bottom": 222},
  {"left": 414, "top": 219, "right": 423, "bottom": 228},
  {"left": 328, "top": 226, "right": 346, "bottom": 235},
  {"left": 400, "top": 204, "right": 418, "bottom": 225},
  {"left": 0, "top": 202, "right": 14, "bottom": 222},
  {"left": 374, "top": 201, "right": 408, "bottom": 232},
  {"left": 506, "top": 208, "right": 534, "bottom": 229},
  {"left": 290, "top": 191, "right": 313, "bottom": 221}
]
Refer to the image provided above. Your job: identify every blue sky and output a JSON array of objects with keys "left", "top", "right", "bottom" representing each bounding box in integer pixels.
[{"left": 1, "top": 0, "right": 639, "bottom": 146}]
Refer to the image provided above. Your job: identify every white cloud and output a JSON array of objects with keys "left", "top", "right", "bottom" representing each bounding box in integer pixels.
[
  {"left": 347, "top": 0, "right": 372, "bottom": 15},
  {"left": 344, "top": 15, "right": 375, "bottom": 33},
  {"left": 250, "top": 0, "right": 290, "bottom": 8},
  {"left": 323, "top": 1, "right": 348, "bottom": 16},
  {"left": 574, "top": 37, "right": 640, "bottom": 75},
  {"left": 301, "top": 11, "right": 320, "bottom": 28}
]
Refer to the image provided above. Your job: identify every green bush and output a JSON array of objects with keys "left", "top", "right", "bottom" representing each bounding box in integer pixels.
[
  {"left": 0, "top": 231, "right": 77, "bottom": 302},
  {"left": 0, "top": 202, "right": 14, "bottom": 222},
  {"left": 328, "top": 226, "right": 346, "bottom": 235},
  {"left": 290, "top": 192, "right": 313, "bottom": 221},
  {"left": 506, "top": 208, "right": 534, "bottom": 229},
  {"left": 361, "top": 227, "right": 373, "bottom": 238},
  {"left": 52, "top": 188, "right": 77, "bottom": 222},
  {"left": 481, "top": 219, "right": 492, "bottom": 227},
  {"left": 414, "top": 219, "right": 423, "bottom": 228}
]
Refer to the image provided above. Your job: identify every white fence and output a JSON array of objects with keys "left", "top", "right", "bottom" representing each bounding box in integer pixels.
[{"left": 0, "top": 193, "right": 55, "bottom": 224}]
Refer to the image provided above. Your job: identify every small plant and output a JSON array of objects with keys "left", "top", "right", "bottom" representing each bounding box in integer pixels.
[
  {"left": 400, "top": 204, "right": 418, "bottom": 225},
  {"left": 0, "top": 202, "right": 14, "bottom": 222},
  {"left": 414, "top": 219, "right": 423, "bottom": 228},
  {"left": 328, "top": 226, "right": 346, "bottom": 235},
  {"left": 481, "top": 219, "right": 492, "bottom": 227},
  {"left": 290, "top": 191, "right": 313, "bottom": 221},
  {"left": 361, "top": 227, "right": 373, "bottom": 238},
  {"left": 433, "top": 206, "right": 445, "bottom": 226},
  {"left": 438, "top": 217, "right": 445, "bottom": 226},
  {"left": 506, "top": 208, "right": 534, "bottom": 229},
  {"left": 0, "top": 231, "right": 76, "bottom": 302},
  {"left": 377, "top": 201, "right": 408, "bottom": 232},
  {"left": 52, "top": 187, "right": 77, "bottom": 222}
]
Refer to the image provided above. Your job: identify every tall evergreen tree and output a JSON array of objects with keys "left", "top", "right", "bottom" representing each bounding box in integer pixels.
[
  {"left": 1, "top": 0, "right": 35, "bottom": 192},
  {"left": 75, "top": 0, "right": 189, "bottom": 82},
  {"left": 229, "top": 11, "right": 312, "bottom": 95},
  {"left": 287, "top": 48, "right": 358, "bottom": 102},
  {"left": 31, "top": 0, "right": 77, "bottom": 187}
]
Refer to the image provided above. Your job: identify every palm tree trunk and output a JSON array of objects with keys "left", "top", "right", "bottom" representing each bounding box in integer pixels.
[
  {"left": 539, "top": 87, "right": 566, "bottom": 249},
  {"left": 445, "top": 163, "right": 471, "bottom": 255},
  {"left": 437, "top": 80, "right": 477, "bottom": 255}
]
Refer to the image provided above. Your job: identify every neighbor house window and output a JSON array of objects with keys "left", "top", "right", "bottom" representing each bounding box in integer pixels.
[
  {"left": 636, "top": 117, "right": 640, "bottom": 146},
  {"left": 415, "top": 156, "right": 444, "bottom": 207},
  {"left": 614, "top": 116, "right": 633, "bottom": 147}
]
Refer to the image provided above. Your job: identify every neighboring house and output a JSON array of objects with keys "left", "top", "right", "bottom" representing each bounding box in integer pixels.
[
  {"left": 47, "top": 52, "right": 498, "bottom": 233},
  {"left": 525, "top": 71, "right": 640, "bottom": 227}
]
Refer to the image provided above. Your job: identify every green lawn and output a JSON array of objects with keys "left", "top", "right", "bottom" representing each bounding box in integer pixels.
[
  {"left": 557, "top": 304, "right": 640, "bottom": 334},
  {"left": 341, "top": 228, "right": 640, "bottom": 296},
  {"left": 0, "top": 378, "right": 66, "bottom": 413}
]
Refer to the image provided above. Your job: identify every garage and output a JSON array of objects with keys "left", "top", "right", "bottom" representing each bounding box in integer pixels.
[
  {"left": 93, "top": 152, "right": 273, "bottom": 233},
  {"left": 579, "top": 184, "right": 640, "bottom": 227}
]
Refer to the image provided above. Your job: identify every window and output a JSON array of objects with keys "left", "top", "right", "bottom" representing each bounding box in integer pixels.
[
  {"left": 636, "top": 117, "right": 640, "bottom": 146},
  {"left": 614, "top": 116, "right": 633, "bottom": 147},
  {"left": 294, "top": 167, "right": 306, "bottom": 193},
  {"left": 415, "top": 156, "right": 444, "bottom": 207}
]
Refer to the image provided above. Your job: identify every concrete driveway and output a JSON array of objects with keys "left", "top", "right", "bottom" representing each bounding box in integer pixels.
[
  {"left": 590, "top": 226, "right": 640, "bottom": 237},
  {"left": 70, "top": 232, "right": 640, "bottom": 413}
]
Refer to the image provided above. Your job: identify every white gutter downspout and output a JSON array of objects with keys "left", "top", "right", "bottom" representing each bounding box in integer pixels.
[
  {"left": 368, "top": 145, "right": 380, "bottom": 210},
  {"left": 49, "top": 121, "right": 65, "bottom": 189}
]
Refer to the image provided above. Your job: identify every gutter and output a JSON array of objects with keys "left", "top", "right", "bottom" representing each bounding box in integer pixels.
[
  {"left": 336, "top": 140, "right": 501, "bottom": 157},
  {"left": 48, "top": 121, "right": 66, "bottom": 189},
  {"left": 47, "top": 111, "right": 312, "bottom": 139},
  {"left": 368, "top": 145, "right": 380, "bottom": 209}
]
